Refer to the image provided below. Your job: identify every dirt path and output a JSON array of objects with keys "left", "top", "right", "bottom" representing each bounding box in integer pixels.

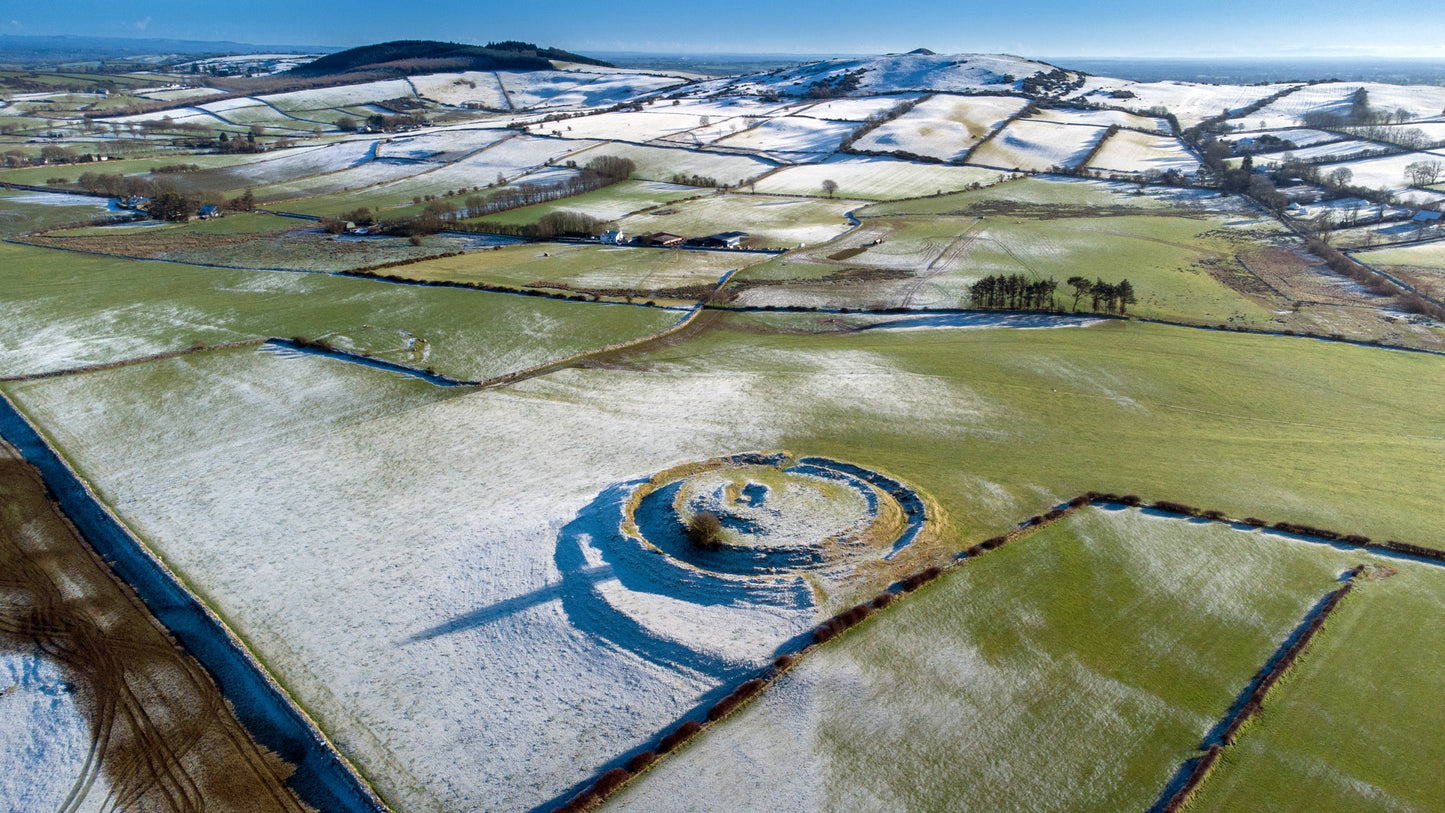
[{"left": 0, "top": 440, "right": 314, "bottom": 813}]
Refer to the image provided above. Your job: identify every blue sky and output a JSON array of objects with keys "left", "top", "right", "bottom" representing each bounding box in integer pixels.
[{"left": 4, "top": 0, "right": 1443, "bottom": 57}]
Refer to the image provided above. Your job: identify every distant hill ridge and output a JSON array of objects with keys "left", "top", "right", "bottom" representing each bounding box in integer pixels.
[{"left": 289, "top": 40, "right": 614, "bottom": 77}]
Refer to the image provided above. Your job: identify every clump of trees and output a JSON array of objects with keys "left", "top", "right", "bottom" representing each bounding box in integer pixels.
[
  {"left": 1066, "top": 276, "right": 1137, "bottom": 314},
  {"left": 804, "top": 69, "right": 865, "bottom": 99},
  {"left": 686, "top": 512, "right": 723, "bottom": 550},
  {"left": 1405, "top": 160, "right": 1444, "bottom": 188},
  {"left": 668, "top": 172, "right": 717, "bottom": 187},
  {"left": 968, "top": 274, "right": 1059, "bottom": 311}
]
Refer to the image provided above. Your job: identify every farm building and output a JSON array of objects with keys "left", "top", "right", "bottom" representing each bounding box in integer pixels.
[{"left": 637, "top": 232, "right": 686, "bottom": 247}]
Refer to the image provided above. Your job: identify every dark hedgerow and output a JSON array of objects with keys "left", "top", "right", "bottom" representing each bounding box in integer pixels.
[
  {"left": 966, "top": 544, "right": 984, "bottom": 557},
  {"left": 1067, "top": 495, "right": 1090, "bottom": 508},
  {"left": 1119, "top": 494, "right": 1142, "bottom": 506},
  {"left": 554, "top": 791, "right": 597, "bottom": 812},
  {"left": 626, "top": 751, "right": 657, "bottom": 772},
  {"left": 772, "top": 654, "right": 795, "bottom": 671},
  {"left": 591, "top": 768, "right": 631, "bottom": 797},
  {"left": 1201, "top": 510, "right": 1227, "bottom": 521},
  {"left": 658, "top": 720, "right": 701, "bottom": 753},
  {"left": 872, "top": 592, "right": 895, "bottom": 609},
  {"left": 1153, "top": 500, "right": 1199, "bottom": 516},
  {"left": 1242, "top": 517, "right": 1268, "bottom": 527},
  {"left": 1043, "top": 508, "right": 1066, "bottom": 521}
]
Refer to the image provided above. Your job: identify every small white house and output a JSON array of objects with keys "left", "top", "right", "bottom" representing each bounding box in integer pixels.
[{"left": 599, "top": 230, "right": 625, "bottom": 245}]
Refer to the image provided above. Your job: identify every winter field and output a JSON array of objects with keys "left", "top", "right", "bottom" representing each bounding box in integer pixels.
[
  {"left": 0, "top": 241, "right": 677, "bottom": 380},
  {"left": 390, "top": 241, "right": 758, "bottom": 297},
  {"left": 968, "top": 119, "right": 1108, "bottom": 171},
  {"left": 611, "top": 506, "right": 1413, "bottom": 812},
  {"left": 4, "top": 48, "right": 1445, "bottom": 813},
  {"left": 614, "top": 193, "right": 860, "bottom": 247},
  {"left": 852, "top": 94, "right": 1028, "bottom": 162},
  {"left": 750, "top": 156, "right": 1011, "bottom": 200},
  {"left": 1085, "top": 130, "right": 1201, "bottom": 176}
]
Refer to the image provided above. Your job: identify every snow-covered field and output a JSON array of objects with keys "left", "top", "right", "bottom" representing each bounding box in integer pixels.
[
  {"left": 220, "top": 140, "right": 379, "bottom": 186},
  {"left": 616, "top": 194, "right": 859, "bottom": 247},
  {"left": 0, "top": 650, "right": 102, "bottom": 812},
  {"left": 337, "top": 135, "right": 599, "bottom": 205},
  {"left": 1333, "top": 152, "right": 1445, "bottom": 204},
  {"left": 497, "top": 71, "right": 682, "bottom": 110},
  {"left": 1240, "top": 83, "right": 1445, "bottom": 130},
  {"left": 1080, "top": 81, "right": 1299, "bottom": 129},
  {"left": 1222, "top": 128, "right": 1343, "bottom": 151},
  {"left": 1087, "top": 130, "right": 1201, "bottom": 176},
  {"left": 373, "top": 127, "right": 514, "bottom": 162},
  {"left": 261, "top": 80, "right": 418, "bottom": 113},
  {"left": 853, "top": 94, "right": 1028, "bottom": 162},
  {"left": 1033, "top": 107, "right": 1170, "bottom": 133},
  {"left": 716, "top": 53, "right": 1068, "bottom": 97},
  {"left": 751, "top": 155, "right": 1012, "bottom": 200},
  {"left": 408, "top": 72, "right": 510, "bottom": 109},
  {"left": 711, "top": 116, "right": 856, "bottom": 162},
  {"left": 250, "top": 158, "right": 435, "bottom": 202},
  {"left": 527, "top": 110, "right": 713, "bottom": 143},
  {"left": 792, "top": 95, "right": 922, "bottom": 122},
  {"left": 563, "top": 142, "right": 776, "bottom": 186},
  {"left": 1, "top": 339, "right": 980, "bottom": 811},
  {"left": 138, "top": 87, "right": 227, "bottom": 102},
  {"left": 969, "top": 119, "right": 1107, "bottom": 171},
  {"left": 1269, "top": 138, "right": 1379, "bottom": 162}
]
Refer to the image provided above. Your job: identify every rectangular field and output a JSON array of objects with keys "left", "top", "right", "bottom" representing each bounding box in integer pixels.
[
  {"left": 0, "top": 241, "right": 677, "bottom": 380},
  {"left": 968, "top": 119, "right": 1108, "bottom": 172},
  {"left": 610, "top": 507, "right": 1364, "bottom": 812},
  {"left": 750, "top": 156, "right": 1012, "bottom": 200},
  {"left": 852, "top": 94, "right": 1028, "bottom": 162},
  {"left": 614, "top": 193, "right": 858, "bottom": 247},
  {"left": 1086, "top": 130, "right": 1201, "bottom": 176},
  {"left": 1187, "top": 567, "right": 1445, "bottom": 811}
]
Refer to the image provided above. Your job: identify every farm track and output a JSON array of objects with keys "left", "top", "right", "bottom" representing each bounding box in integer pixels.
[
  {"left": 0, "top": 396, "right": 387, "bottom": 813},
  {"left": 0, "top": 441, "right": 315, "bottom": 813},
  {"left": 898, "top": 219, "right": 982, "bottom": 307}
]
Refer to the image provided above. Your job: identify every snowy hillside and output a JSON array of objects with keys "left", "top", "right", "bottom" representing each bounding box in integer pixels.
[{"left": 704, "top": 53, "right": 1083, "bottom": 99}]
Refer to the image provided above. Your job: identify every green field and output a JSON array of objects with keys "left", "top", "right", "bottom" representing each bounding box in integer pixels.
[
  {"left": 611, "top": 507, "right": 1365, "bottom": 811},
  {"left": 610, "top": 311, "right": 1445, "bottom": 550},
  {"left": 0, "top": 188, "right": 120, "bottom": 236},
  {"left": 0, "top": 241, "right": 678, "bottom": 380},
  {"left": 1190, "top": 567, "right": 1445, "bottom": 811},
  {"left": 390, "top": 242, "right": 759, "bottom": 298},
  {"left": 0, "top": 152, "right": 276, "bottom": 187},
  {"left": 1355, "top": 242, "right": 1445, "bottom": 269},
  {"left": 728, "top": 210, "right": 1286, "bottom": 321}
]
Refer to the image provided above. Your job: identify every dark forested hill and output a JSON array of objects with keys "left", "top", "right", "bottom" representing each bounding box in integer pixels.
[{"left": 289, "top": 40, "right": 612, "bottom": 77}]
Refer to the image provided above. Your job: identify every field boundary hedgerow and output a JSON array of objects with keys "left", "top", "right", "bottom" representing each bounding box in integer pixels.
[
  {"left": 1149, "top": 567, "right": 1365, "bottom": 813},
  {"left": 548, "top": 493, "right": 1445, "bottom": 812}
]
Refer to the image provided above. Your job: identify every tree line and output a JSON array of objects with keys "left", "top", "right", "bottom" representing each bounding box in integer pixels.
[{"left": 968, "top": 273, "right": 1137, "bottom": 314}]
